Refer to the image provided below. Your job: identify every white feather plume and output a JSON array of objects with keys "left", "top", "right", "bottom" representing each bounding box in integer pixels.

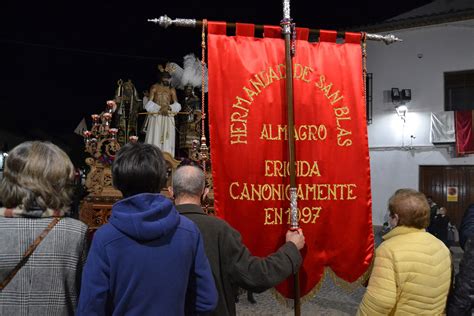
[
  {"left": 181, "top": 53, "right": 208, "bottom": 92},
  {"left": 166, "top": 62, "right": 184, "bottom": 89}
]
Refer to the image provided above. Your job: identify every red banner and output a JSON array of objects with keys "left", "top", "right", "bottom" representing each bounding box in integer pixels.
[
  {"left": 208, "top": 25, "right": 373, "bottom": 298},
  {"left": 455, "top": 110, "right": 474, "bottom": 155}
]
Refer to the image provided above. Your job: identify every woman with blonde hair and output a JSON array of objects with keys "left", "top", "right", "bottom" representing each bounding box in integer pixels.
[
  {"left": 0, "top": 141, "right": 88, "bottom": 315},
  {"left": 358, "top": 188, "right": 452, "bottom": 315}
]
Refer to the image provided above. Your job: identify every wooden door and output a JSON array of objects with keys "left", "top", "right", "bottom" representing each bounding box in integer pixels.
[{"left": 419, "top": 165, "right": 474, "bottom": 229}]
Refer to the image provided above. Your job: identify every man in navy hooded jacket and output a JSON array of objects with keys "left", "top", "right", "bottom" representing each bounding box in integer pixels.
[{"left": 77, "top": 143, "right": 217, "bottom": 316}]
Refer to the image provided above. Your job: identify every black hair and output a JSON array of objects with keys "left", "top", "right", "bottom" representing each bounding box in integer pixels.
[
  {"left": 112, "top": 143, "right": 167, "bottom": 197},
  {"left": 158, "top": 71, "right": 171, "bottom": 82}
]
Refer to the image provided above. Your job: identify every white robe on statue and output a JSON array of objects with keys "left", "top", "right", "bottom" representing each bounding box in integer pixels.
[{"left": 144, "top": 100, "right": 181, "bottom": 157}]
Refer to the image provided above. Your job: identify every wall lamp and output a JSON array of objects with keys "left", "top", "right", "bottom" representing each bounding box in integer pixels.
[
  {"left": 395, "top": 105, "right": 408, "bottom": 122},
  {"left": 391, "top": 88, "right": 411, "bottom": 122}
]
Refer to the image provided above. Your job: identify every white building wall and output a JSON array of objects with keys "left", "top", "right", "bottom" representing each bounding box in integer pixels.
[{"left": 367, "top": 20, "right": 474, "bottom": 225}]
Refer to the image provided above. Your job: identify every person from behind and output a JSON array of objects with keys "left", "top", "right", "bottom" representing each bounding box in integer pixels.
[
  {"left": 374, "top": 221, "right": 391, "bottom": 247},
  {"left": 77, "top": 143, "right": 217, "bottom": 316},
  {"left": 0, "top": 141, "right": 89, "bottom": 315},
  {"left": 169, "top": 164, "right": 305, "bottom": 316},
  {"left": 357, "top": 188, "right": 451, "bottom": 315},
  {"left": 447, "top": 204, "right": 474, "bottom": 315},
  {"left": 459, "top": 203, "right": 474, "bottom": 251},
  {"left": 426, "top": 195, "right": 439, "bottom": 233},
  {"left": 431, "top": 206, "right": 451, "bottom": 247},
  {"left": 447, "top": 236, "right": 474, "bottom": 315}
]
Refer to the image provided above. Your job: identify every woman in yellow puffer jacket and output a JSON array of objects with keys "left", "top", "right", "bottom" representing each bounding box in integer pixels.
[{"left": 358, "top": 188, "right": 452, "bottom": 315}]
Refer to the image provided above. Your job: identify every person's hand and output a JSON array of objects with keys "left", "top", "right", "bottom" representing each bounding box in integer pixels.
[
  {"left": 159, "top": 105, "right": 171, "bottom": 115},
  {"left": 286, "top": 228, "right": 305, "bottom": 250}
]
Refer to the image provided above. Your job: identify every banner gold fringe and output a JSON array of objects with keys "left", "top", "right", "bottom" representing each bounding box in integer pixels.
[
  {"left": 270, "top": 252, "right": 375, "bottom": 308},
  {"left": 327, "top": 256, "right": 374, "bottom": 293},
  {"left": 271, "top": 274, "right": 323, "bottom": 308}
]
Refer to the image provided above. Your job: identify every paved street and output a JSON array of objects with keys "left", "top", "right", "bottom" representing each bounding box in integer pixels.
[
  {"left": 236, "top": 246, "right": 463, "bottom": 315},
  {"left": 236, "top": 270, "right": 366, "bottom": 315}
]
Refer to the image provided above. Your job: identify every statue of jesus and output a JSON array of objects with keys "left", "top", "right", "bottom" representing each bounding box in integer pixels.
[{"left": 144, "top": 65, "right": 181, "bottom": 157}]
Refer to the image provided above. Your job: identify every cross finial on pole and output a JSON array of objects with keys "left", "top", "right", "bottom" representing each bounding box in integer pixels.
[{"left": 282, "top": 0, "right": 291, "bottom": 34}]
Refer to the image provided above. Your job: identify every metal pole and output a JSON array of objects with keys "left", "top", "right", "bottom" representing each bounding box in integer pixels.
[
  {"left": 148, "top": 15, "right": 402, "bottom": 45},
  {"left": 281, "top": 3, "right": 300, "bottom": 315}
]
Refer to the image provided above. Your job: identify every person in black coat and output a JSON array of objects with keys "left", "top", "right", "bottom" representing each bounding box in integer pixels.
[
  {"left": 460, "top": 204, "right": 474, "bottom": 250},
  {"left": 447, "top": 236, "right": 474, "bottom": 315},
  {"left": 426, "top": 196, "right": 440, "bottom": 234},
  {"left": 431, "top": 206, "right": 450, "bottom": 246}
]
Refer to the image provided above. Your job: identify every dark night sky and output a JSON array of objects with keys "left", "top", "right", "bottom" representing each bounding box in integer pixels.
[{"left": 0, "top": 0, "right": 431, "bottom": 162}]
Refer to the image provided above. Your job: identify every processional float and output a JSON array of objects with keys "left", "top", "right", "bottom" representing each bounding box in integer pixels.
[{"left": 149, "top": 1, "right": 401, "bottom": 314}]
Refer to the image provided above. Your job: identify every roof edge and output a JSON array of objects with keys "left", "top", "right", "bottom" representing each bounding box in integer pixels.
[{"left": 348, "top": 9, "right": 474, "bottom": 33}]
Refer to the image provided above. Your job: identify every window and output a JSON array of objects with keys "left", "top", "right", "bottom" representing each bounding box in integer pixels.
[{"left": 445, "top": 70, "right": 474, "bottom": 111}]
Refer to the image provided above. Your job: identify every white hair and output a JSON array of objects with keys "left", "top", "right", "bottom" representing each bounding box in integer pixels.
[{"left": 172, "top": 165, "right": 205, "bottom": 198}]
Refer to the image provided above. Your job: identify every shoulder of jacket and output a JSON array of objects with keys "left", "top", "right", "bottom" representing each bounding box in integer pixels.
[
  {"left": 186, "top": 213, "right": 233, "bottom": 231},
  {"left": 177, "top": 215, "right": 202, "bottom": 235},
  {"left": 204, "top": 216, "right": 240, "bottom": 236},
  {"left": 205, "top": 215, "right": 233, "bottom": 228},
  {"left": 60, "top": 217, "right": 89, "bottom": 232},
  {"left": 375, "top": 241, "right": 395, "bottom": 257},
  {"left": 92, "top": 223, "right": 128, "bottom": 247}
]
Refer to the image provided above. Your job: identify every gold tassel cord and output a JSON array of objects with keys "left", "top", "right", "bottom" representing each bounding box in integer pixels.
[
  {"left": 201, "top": 19, "right": 208, "bottom": 172},
  {"left": 362, "top": 32, "right": 367, "bottom": 106}
]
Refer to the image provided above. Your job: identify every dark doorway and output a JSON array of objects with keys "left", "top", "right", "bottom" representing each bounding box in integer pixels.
[{"left": 419, "top": 165, "right": 474, "bottom": 229}]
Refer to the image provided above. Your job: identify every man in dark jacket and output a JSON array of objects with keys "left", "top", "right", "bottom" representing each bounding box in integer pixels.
[
  {"left": 169, "top": 164, "right": 305, "bottom": 316},
  {"left": 426, "top": 196, "right": 440, "bottom": 234},
  {"left": 460, "top": 204, "right": 474, "bottom": 250},
  {"left": 448, "top": 236, "right": 474, "bottom": 315},
  {"left": 431, "top": 206, "right": 450, "bottom": 246},
  {"left": 77, "top": 143, "right": 217, "bottom": 316}
]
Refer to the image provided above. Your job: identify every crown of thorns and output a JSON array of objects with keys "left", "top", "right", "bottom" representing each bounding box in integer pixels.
[{"left": 158, "top": 63, "right": 178, "bottom": 74}]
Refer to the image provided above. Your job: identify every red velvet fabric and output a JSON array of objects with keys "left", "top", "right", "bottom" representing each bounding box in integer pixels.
[
  {"left": 319, "top": 30, "right": 337, "bottom": 42},
  {"left": 207, "top": 30, "right": 373, "bottom": 298},
  {"left": 236, "top": 23, "right": 255, "bottom": 37},
  {"left": 296, "top": 27, "right": 309, "bottom": 41},
  {"left": 345, "top": 32, "right": 361, "bottom": 44},
  {"left": 455, "top": 111, "right": 474, "bottom": 155},
  {"left": 208, "top": 21, "right": 226, "bottom": 35},
  {"left": 263, "top": 25, "right": 281, "bottom": 38}
]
